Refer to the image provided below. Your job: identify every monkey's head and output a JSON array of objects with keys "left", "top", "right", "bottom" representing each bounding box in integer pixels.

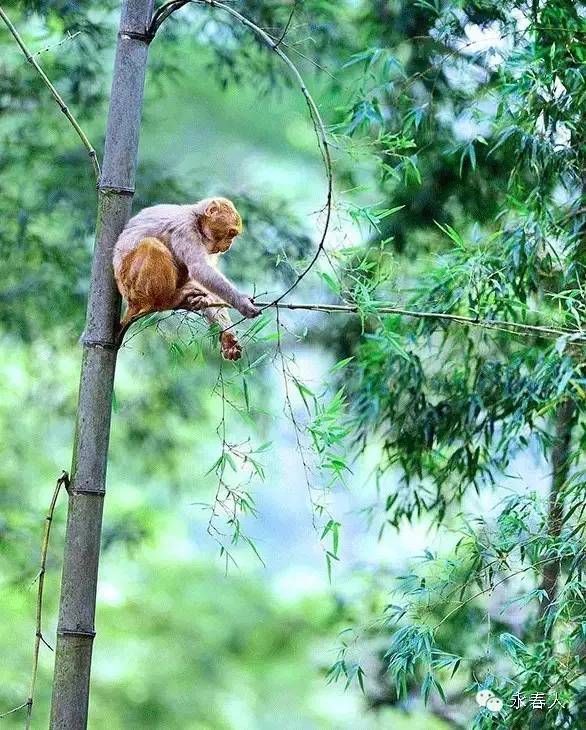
[{"left": 198, "top": 197, "right": 243, "bottom": 254}]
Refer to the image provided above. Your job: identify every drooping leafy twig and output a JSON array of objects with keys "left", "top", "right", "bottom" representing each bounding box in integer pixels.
[
  {"left": 205, "top": 367, "right": 267, "bottom": 570},
  {"left": 273, "top": 309, "right": 341, "bottom": 580}
]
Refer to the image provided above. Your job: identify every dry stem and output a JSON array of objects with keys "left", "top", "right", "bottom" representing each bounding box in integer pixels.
[{"left": 0, "top": 7, "right": 100, "bottom": 179}]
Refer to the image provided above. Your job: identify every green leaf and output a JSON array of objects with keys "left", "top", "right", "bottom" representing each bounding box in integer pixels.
[
  {"left": 330, "top": 356, "right": 354, "bottom": 373},
  {"left": 321, "top": 272, "right": 340, "bottom": 294},
  {"left": 499, "top": 632, "right": 528, "bottom": 658}
]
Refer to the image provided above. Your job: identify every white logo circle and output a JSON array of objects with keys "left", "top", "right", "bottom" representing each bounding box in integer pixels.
[
  {"left": 486, "top": 697, "right": 504, "bottom": 713},
  {"left": 476, "top": 690, "right": 494, "bottom": 707}
]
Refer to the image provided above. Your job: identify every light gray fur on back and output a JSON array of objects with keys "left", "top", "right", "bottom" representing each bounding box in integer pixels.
[{"left": 113, "top": 203, "right": 198, "bottom": 270}]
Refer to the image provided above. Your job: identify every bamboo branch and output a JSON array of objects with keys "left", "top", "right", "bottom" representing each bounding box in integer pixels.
[
  {"left": 117, "top": 300, "right": 586, "bottom": 348},
  {"left": 25, "top": 472, "right": 69, "bottom": 730},
  {"left": 32, "top": 31, "right": 81, "bottom": 59},
  {"left": 537, "top": 399, "right": 576, "bottom": 637},
  {"left": 273, "top": 0, "right": 298, "bottom": 49},
  {"left": 0, "top": 702, "right": 28, "bottom": 719},
  {"left": 149, "top": 0, "right": 189, "bottom": 32},
  {"left": 433, "top": 553, "right": 578, "bottom": 634},
  {"left": 0, "top": 472, "right": 68, "bottom": 725},
  {"left": 0, "top": 7, "right": 101, "bottom": 179}
]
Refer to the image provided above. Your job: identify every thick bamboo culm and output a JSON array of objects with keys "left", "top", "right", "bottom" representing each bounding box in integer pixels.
[{"left": 49, "top": 1, "right": 155, "bottom": 728}]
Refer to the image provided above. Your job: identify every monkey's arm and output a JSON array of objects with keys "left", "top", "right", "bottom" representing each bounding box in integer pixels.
[{"left": 185, "top": 253, "right": 259, "bottom": 319}]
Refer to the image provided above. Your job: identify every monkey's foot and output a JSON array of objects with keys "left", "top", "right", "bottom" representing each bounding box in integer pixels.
[
  {"left": 220, "top": 332, "right": 242, "bottom": 361},
  {"left": 179, "top": 285, "right": 215, "bottom": 312}
]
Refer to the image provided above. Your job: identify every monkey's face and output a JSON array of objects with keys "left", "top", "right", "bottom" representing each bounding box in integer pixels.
[{"left": 200, "top": 198, "right": 243, "bottom": 254}]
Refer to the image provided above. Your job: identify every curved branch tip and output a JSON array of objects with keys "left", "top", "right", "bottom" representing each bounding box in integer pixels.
[{"left": 147, "top": 0, "right": 333, "bottom": 311}]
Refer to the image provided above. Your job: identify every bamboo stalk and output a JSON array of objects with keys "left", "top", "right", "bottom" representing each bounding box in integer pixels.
[
  {"left": 537, "top": 399, "right": 576, "bottom": 636},
  {"left": 49, "top": 2, "right": 154, "bottom": 727},
  {"left": 0, "top": 6, "right": 100, "bottom": 179}
]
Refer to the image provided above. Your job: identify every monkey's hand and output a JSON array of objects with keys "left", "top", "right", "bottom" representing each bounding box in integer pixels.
[
  {"left": 220, "top": 331, "right": 242, "bottom": 361},
  {"left": 236, "top": 295, "right": 261, "bottom": 319}
]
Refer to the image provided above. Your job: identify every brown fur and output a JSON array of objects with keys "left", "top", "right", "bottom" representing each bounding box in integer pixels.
[
  {"left": 116, "top": 237, "right": 212, "bottom": 329},
  {"left": 116, "top": 237, "right": 178, "bottom": 312}
]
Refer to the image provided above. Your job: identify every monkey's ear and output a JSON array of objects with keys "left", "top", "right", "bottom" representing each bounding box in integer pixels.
[
  {"left": 204, "top": 200, "right": 220, "bottom": 217},
  {"left": 228, "top": 227, "right": 240, "bottom": 238}
]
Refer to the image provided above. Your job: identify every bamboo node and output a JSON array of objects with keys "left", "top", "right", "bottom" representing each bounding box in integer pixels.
[
  {"left": 119, "top": 29, "right": 155, "bottom": 43},
  {"left": 57, "top": 628, "right": 96, "bottom": 639},
  {"left": 81, "top": 338, "right": 118, "bottom": 351},
  {"left": 97, "top": 184, "right": 135, "bottom": 196}
]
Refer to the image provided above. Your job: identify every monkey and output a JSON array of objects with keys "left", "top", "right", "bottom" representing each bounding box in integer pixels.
[{"left": 113, "top": 197, "right": 261, "bottom": 360}]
